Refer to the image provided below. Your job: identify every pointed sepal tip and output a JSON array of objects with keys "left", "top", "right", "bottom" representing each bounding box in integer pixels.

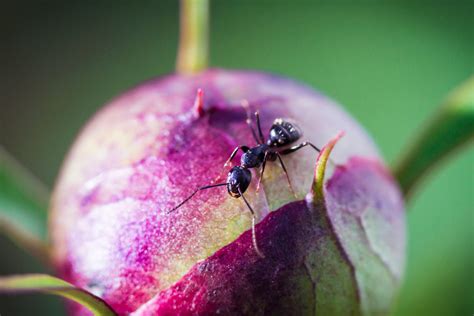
[
  {"left": 193, "top": 88, "right": 205, "bottom": 118},
  {"left": 310, "top": 131, "right": 345, "bottom": 204}
]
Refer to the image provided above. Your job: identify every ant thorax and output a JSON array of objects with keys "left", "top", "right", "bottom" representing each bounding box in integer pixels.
[{"left": 241, "top": 144, "right": 268, "bottom": 168}]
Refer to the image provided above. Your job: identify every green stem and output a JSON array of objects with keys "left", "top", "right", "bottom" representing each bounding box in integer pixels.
[
  {"left": 0, "top": 147, "right": 50, "bottom": 263},
  {"left": 393, "top": 76, "right": 474, "bottom": 199},
  {"left": 176, "top": 0, "right": 209, "bottom": 74}
]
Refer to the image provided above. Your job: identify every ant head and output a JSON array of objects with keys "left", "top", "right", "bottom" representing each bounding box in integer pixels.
[
  {"left": 226, "top": 166, "right": 252, "bottom": 198},
  {"left": 267, "top": 118, "right": 302, "bottom": 147}
]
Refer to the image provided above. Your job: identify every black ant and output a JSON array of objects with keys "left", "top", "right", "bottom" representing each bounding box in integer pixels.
[{"left": 168, "top": 101, "right": 321, "bottom": 257}]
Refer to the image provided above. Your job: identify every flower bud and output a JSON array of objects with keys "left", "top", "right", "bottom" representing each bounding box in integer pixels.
[{"left": 50, "top": 70, "right": 405, "bottom": 315}]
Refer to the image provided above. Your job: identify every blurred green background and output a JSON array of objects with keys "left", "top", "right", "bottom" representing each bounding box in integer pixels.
[{"left": 1, "top": 1, "right": 472, "bottom": 315}]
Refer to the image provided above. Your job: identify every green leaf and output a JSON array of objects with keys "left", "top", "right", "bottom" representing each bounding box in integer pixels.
[
  {"left": 394, "top": 76, "right": 474, "bottom": 198},
  {"left": 0, "top": 274, "right": 117, "bottom": 316},
  {"left": 0, "top": 146, "right": 50, "bottom": 261}
]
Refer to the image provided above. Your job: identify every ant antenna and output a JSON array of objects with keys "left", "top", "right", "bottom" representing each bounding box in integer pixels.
[
  {"left": 238, "top": 187, "right": 265, "bottom": 258},
  {"left": 168, "top": 183, "right": 228, "bottom": 213}
]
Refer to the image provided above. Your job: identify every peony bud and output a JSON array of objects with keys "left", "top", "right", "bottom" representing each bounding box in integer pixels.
[{"left": 50, "top": 69, "right": 405, "bottom": 315}]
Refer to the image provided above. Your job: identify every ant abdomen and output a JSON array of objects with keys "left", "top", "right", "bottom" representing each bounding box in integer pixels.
[{"left": 267, "top": 118, "right": 302, "bottom": 147}]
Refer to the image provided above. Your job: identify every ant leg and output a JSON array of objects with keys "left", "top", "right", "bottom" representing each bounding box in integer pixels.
[
  {"left": 241, "top": 100, "right": 260, "bottom": 144},
  {"left": 224, "top": 146, "right": 249, "bottom": 167},
  {"left": 238, "top": 187, "right": 265, "bottom": 258},
  {"left": 256, "top": 151, "right": 269, "bottom": 192},
  {"left": 168, "top": 183, "right": 228, "bottom": 213},
  {"left": 279, "top": 141, "right": 336, "bottom": 168},
  {"left": 254, "top": 111, "right": 265, "bottom": 144},
  {"left": 276, "top": 153, "right": 297, "bottom": 198},
  {"left": 279, "top": 141, "right": 321, "bottom": 155},
  {"left": 212, "top": 145, "right": 249, "bottom": 184}
]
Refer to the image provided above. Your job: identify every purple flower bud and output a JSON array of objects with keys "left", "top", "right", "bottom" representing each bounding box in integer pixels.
[{"left": 50, "top": 69, "right": 405, "bottom": 315}]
